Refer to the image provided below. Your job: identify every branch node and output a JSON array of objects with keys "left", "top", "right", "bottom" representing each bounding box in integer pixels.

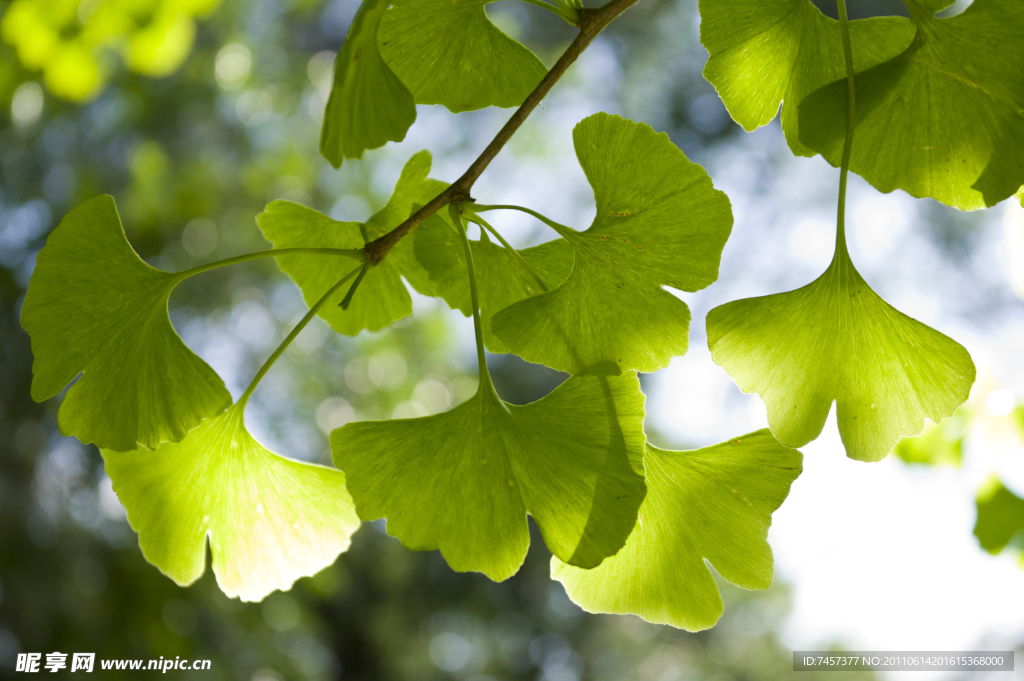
[{"left": 361, "top": 0, "right": 639, "bottom": 268}]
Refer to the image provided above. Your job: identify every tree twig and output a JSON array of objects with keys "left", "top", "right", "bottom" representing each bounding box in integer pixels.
[{"left": 363, "top": 0, "right": 640, "bottom": 265}]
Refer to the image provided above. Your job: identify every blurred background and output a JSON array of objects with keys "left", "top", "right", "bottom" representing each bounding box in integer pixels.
[{"left": 1, "top": 0, "right": 1022, "bottom": 679}]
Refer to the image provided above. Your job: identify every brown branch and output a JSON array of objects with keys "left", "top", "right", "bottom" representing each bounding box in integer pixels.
[{"left": 364, "top": 0, "right": 640, "bottom": 265}]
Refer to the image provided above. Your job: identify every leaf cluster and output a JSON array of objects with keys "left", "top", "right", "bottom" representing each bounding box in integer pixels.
[{"left": 22, "top": 0, "right": 1024, "bottom": 631}]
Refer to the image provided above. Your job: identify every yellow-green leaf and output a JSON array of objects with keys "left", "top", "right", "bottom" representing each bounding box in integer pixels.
[
  {"left": 331, "top": 374, "right": 647, "bottom": 581},
  {"left": 799, "top": 0, "right": 1024, "bottom": 209},
  {"left": 553, "top": 430, "right": 801, "bottom": 631},
  {"left": 707, "top": 252, "right": 975, "bottom": 462},
  {"left": 320, "top": 0, "right": 416, "bottom": 167},
  {"left": 378, "top": 0, "right": 547, "bottom": 113},
  {"left": 492, "top": 113, "right": 732, "bottom": 375},
  {"left": 699, "top": 0, "right": 913, "bottom": 156},
  {"left": 104, "top": 403, "right": 361, "bottom": 601},
  {"left": 21, "top": 195, "right": 230, "bottom": 451}
]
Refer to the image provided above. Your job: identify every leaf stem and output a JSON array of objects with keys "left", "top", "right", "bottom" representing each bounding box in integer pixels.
[
  {"left": 338, "top": 262, "right": 370, "bottom": 309},
  {"left": 516, "top": 0, "right": 579, "bottom": 23},
  {"left": 449, "top": 204, "right": 493, "bottom": 392},
  {"left": 463, "top": 212, "right": 550, "bottom": 292},
  {"left": 363, "top": 0, "right": 640, "bottom": 265},
  {"left": 472, "top": 203, "right": 576, "bottom": 240},
  {"left": 238, "top": 264, "right": 364, "bottom": 407},
  {"left": 171, "top": 248, "right": 364, "bottom": 284},
  {"left": 835, "top": 0, "right": 856, "bottom": 261}
]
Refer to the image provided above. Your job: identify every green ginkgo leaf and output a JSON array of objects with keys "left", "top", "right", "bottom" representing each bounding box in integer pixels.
[
  {"left": 552, "top": 430, "right": 801, "bottom": 631},
  {"left": 414, "top": 220, "right": 573, "bottom": 353},
  {"left": 103, "top": 403, "right": 361, "bottom": 601},
  {"left": 699, "top": 0, "right": 913, "bottom": 156},
  {"left": 257, "top": 151, "right": 442, "bottom": 335},
  {"left": 378, "top": 0, "right": 547, "bottom": 113},
  {"left": 491, "top": 113, "right": 732, "bottom": 375},
  {"left": 331, "top": 372, "right": 647, "bottom": 582},
  {"left": 21, "top": 195, "right": 231, "bottom": 451},
  {"left": 973, "top": 476, "right": 1024, "bottom": 565},
  {"left": 319, "top": 0, "right": 416, "bottom": 168},
  {"left": 799, "top": 0, "right": 1024, "bottom": 209},
  {"left": 707, "top": 252, "right": 975, "bottom": 462}
]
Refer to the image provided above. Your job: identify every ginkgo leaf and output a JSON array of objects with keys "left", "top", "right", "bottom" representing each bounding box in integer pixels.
[
  {"left": 331, "top": 373, "right": 647, "bottom": 581},
  {"left": 319, "top": 0, "right": 416, "bottom": 168},
  {"left": 21, "top": 195, "right": 230, "bottom": 452},
  {"left": 707, "top": 252, "right": 975, "bottom": 462},
  {"left": 973, "top": 476, "right": 1024, "bottom": 565},
  {"left": 799, "top": 0, "right": 1024, "bottom": 209},
  {"left": 103, "top": 403, "right": 361, "bottom": 601},
  {"left": 491, "top": 113, "right": 732, "bottom": 375},
  {"left": 257, "top": 151, "right": 441, "bottom": 335},
  {"left": 699, "top": 0, "right": 913, "bottom": 156},
  {"left": 378, "top": 0, "right": 547, "bottom": 113},
  {"left": 414, "top": 219, "right": 573, "bottom": 353},
  {"left": 552, "top": 430, "right": 801, "bottom": 631}
]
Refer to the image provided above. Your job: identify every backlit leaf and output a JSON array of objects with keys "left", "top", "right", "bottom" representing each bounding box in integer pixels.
[
  {"left": 699, "top": 0, "right": 913, "bottom": 156},
  {"left": 799, "top": 0, "right": 1024, "bottom": 209},
  {"left": 257, "top": 151, "right": 441, "bottom": 335},
  {"left": 492, "top": 113, "right": 732, "bottom": 375},
  {"left": 331, "top": 373, "right": 647, "bottom": 581},
  {"left": 21, "top": 195, "right": 231, "bottom": 451},
  {"left": 378, "top": 0, "right": 547, "bottom": 113},
  {"left": 707, "top": 252, "right": 975, "bottom": 462},
  {"left": 552, "top": 430, "right": 801, "bottom": 631},
  {"left": 104, "top": 403, "right": 361, "bottom": 601},
  {"left": 320, "top": 0, "right": 416, "bottom": 168}
]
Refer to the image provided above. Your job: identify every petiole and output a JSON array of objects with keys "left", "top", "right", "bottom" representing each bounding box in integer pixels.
[
  {"left": 471, "top": 203, "right": 576, "bottom": 240},
  {"left": 459, "top": 207, "right": 550, "bottom": 293}
]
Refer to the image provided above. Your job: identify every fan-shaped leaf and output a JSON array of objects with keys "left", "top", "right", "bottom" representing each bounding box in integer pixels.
[
  {"left": 103, "top": 403, "right": 361, "bottom": 601},
  {"left": 21, "top": 195, "right": 230, "bottom": 451},
  {"left": 699, "top": 0, "right": 912, "bottom": 156},
  {"left": 331, "top": 373, "right": 647, "bottom": 581},
  {"left": 378, "top": 0, "right": 547, "bottom": 113},
  {"left": 491, "top": 113, "right": 732, "bottom": 375},
  {"left": 257, "top": 151, "right": 442, "bottom": 335},
  {"left": 552, "top": 430, "right": 801, "bottom": 631},
  {"left": 319, "top": 0, "right": 416, "bottom": 168},
  {"left": 799, "top": 0, "right": 1024, "bottom": 209},
  {"left": 707, "top": 253, "right": 975, "bottom": 462}
]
